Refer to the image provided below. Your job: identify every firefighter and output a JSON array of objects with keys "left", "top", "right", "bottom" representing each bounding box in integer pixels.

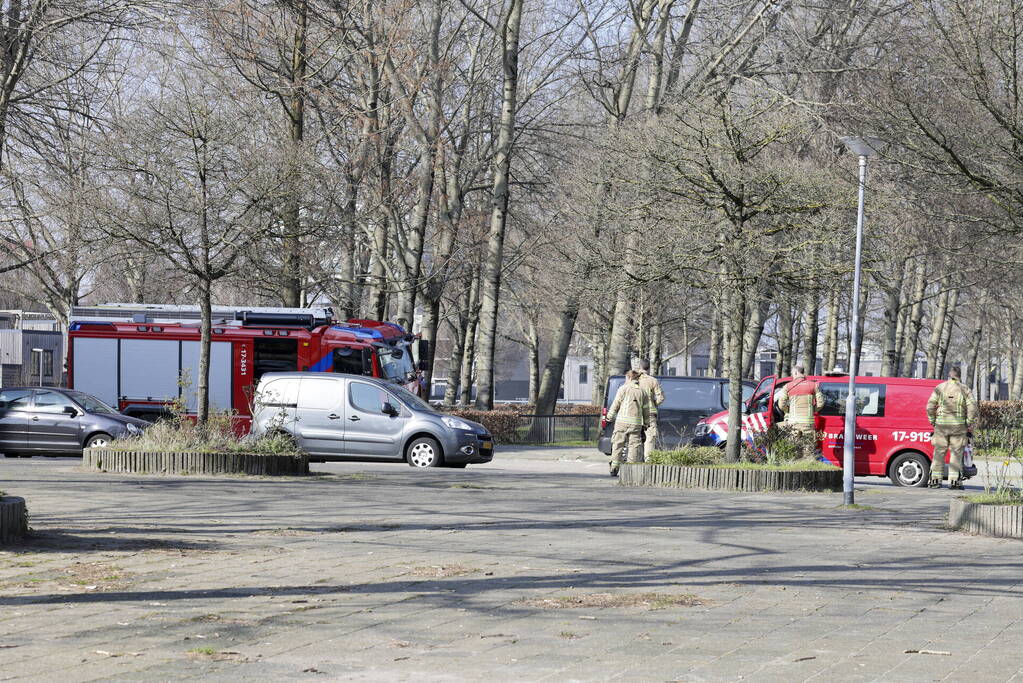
[
  {"left": 605, "top": 370, "right": 652, "bottom": 476},
  {"left": 776, "top": 365, "right": 824, "bottom": 455},
  {"left": 635, "top": 359, "right": 665, "bottom": 457},
  {"left": 926, "top": 367, "right": 977, "bottom": 489}
]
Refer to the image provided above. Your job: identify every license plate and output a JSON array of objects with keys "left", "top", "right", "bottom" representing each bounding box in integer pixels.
[{"left": 481, "top": 441, "right": 492, "bottom": 450}]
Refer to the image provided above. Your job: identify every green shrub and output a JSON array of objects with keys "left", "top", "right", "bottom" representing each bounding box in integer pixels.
[
  {"left": 647, "top": 447, "right": 725, "bottom": 466},
  {"left": 109, "top": 415, "right": 300, "bottom": 455}
]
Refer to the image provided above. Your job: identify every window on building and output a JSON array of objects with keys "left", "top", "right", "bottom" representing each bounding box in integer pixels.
[
  {"left": 668, "top": 367, "right": 677, "bottom": 376},
  {"left": 578, "top": 364, "right": 588, "bottom": 384},
  {"left": 29, "top": 349, "right": 54, "bottom": 379}
]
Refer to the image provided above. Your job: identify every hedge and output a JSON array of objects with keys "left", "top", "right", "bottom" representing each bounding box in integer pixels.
[{"left": 439, "top": 403, "right": 602, "bottom": 443}]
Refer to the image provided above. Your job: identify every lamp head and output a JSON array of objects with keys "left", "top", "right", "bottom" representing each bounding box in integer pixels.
[{"left": 840, "top": 136, "right": 886, "bottom": 157}]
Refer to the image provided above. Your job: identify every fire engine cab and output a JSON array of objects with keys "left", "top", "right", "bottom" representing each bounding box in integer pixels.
[
  {"left": 67, "top": 304, "right": 426, "bottom": 427},
  {"left": 692, "top": 373, "right": 979, "bottom": 487}
]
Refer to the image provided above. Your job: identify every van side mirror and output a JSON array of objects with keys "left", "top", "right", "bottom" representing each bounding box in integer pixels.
[
  {"left": 382, "top": 402, "right": 399, "bottom": 416},
  {"left": 63, "top": 405, "right": 78, "bottom": 416}
]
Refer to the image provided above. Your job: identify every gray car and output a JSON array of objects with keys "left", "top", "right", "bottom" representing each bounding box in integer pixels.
[
  {"left": 251, "top": 372, "right": 494, "bottom": 467},
  {"left": 0, "top": 387, "right": 150, "bottom": 457}
]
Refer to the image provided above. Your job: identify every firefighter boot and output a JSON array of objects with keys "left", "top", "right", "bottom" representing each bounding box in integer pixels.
[
  {"left": 949, "top": 479, "right": 964, "bottom": 490},
  {"left": 927, "top": 478, "right": 942, "bottom": 489}
]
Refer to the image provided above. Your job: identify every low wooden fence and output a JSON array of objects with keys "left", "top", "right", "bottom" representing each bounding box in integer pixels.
[
  {"left": 83, "top": 449, "right": 309, "bottom": 476},
  {"left": 619, "top": 464, "right": 842, "bottom": 492}
]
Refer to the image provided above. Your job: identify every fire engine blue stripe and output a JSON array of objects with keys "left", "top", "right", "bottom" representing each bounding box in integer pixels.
[{"left": 309, "top": 354, "right": 332, "bottom": 372}]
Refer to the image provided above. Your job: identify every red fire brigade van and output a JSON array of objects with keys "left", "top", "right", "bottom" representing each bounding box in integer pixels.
[
  {"left": 67, "top": 304, "right": 426, "bottom": 429},
  {"left": 692, "top": 374, "right": 978, "bottom": 487}
]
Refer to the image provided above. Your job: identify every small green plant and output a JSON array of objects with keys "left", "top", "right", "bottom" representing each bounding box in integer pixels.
[
  {"left": 189, "top": 647, "right": 217, "bottom": 655},
  {"left": 648, "top": 447, "right": 724, "bottom": 466}
]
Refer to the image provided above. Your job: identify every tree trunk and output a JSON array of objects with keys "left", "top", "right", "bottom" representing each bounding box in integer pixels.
[
  {"left": 708, "top": 300, "right": 722, "bottom": 376},
  {"left": 535, "top": 296, "right": 580, "bottom": 415},
  {"left": 742, "top": 296, "right": 768, "bottom": 378},
  {"left": 800, "top": 292, "right": 819, "bottom": 374},
  {"left": 197, "top": 280, "right": 213, "bottom": 425},
  {"left": 527, "top": 320, "right": 539, "bottom": 404},
  {"left": 605, "top": 293, "right": 633, "bottom": 376},
  {"left": 649, "top": 314, "right": 663, "bottom": 373},
  {"left": 902, "top": 261, "right": 926, "bottom": 377},
  {"left": 880, "top": 278, "right": 902, "bottom": 376},
  {"left": 459, "top": 272, "right": 482, "bottom": 406},
  {"left": 853, "top": 278, "right": 868, "bottom": 371},
  {"left": 724, "top": 288, "right": 746, "bottom": 463},
  {"left": 822, "top": 290, "right": 839, "bottom": 373},
  {"left": 474, "top": 0, "right": 523, "bottom": 410},
  {"left": 937, "top": 288, "right": 959, "bottom": 375},
  {"left": 443, "top": 286, "right": 472, "bottom": 406},
  {"left": 925, "top": 281, "right": 950, "bottom": 379},
  {"left": 281, "top": 0, "right": 308, "bottom": 307},
  {"left": 777, "top": 302, "right": 792, "bottom": 378}
]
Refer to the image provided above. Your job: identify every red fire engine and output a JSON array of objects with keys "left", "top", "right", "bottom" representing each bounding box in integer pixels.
[{"left": 67, "top": 304, "right": 427, "bottom": 427}]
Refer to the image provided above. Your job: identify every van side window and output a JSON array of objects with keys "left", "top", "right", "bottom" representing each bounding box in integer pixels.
[
  {"left": 298, "top": 378, "right": 342, "bottom": 410},
  {"left": 350, "top": 382, "right": 390, "bottom": 414},
  {"left": 819, "top": 383, "right": 886, "bottom": 417}
]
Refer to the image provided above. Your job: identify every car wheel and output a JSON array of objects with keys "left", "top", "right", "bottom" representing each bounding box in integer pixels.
[
  {"left": 407, "top": 437, "right": 443, "bottom": 468},
  {"left": 85, "top": 433, "right": 112, "bottom": 449},
  {"left": 889, "top": 452, "right": 929, "bottom": 487}
]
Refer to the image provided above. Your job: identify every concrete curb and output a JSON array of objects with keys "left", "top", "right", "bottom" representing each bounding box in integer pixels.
[
  {"left": 83, "top": 448, "right": 309, "bottom": 476},
  {"left": 949, "top": 498, "right": 1023, "bottom": 538},
  {"left": 618, "top": 463, "right": 842, "bottom": 492},
  {"left": 0, "top": 496, "right": 27, "bottom": 544}
]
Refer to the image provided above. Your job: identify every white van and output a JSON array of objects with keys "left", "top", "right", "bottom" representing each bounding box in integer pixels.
[{"left": 252, "top": 372, "right": 494, "bottom": 467}]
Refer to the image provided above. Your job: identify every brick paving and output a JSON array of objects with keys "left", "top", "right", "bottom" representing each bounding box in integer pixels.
[{"left": 1, "top": 449, "right": 1022, "bottom": 682}]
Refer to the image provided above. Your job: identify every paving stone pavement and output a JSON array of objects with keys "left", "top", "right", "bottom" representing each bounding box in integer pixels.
[{"left": 1, "top": 448, "right": 1022, "bottom": 682}]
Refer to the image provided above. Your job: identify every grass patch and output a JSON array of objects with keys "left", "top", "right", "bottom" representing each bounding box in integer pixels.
[
  {"left": 516, "top": 592, "right": 705, "bottom": 610},
  {"left": 963, "top": 492, "right": 1023, "bottom": 506},
  {"left": 647, "top": 447, "right": 837, "bottom": 471}
]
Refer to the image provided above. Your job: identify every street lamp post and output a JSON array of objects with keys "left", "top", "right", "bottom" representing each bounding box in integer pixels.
[{"left": 839, "top": 136, "right": 883, "bottom": 506}]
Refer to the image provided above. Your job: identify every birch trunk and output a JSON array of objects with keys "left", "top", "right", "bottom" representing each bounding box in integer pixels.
[
  {"left": 823, "top": 291, "right": 839, "bottom": 373},
  {"left": 800, "top": 293, "right": 819, "bottom": 373},
  {"left": 925, "top": 282, "right": 950, "bottom": 379},
  {"left": 902, "top": 262, "right": 926, "bottom": 377},
  {"left": 473, "top": 0, "right": 523, "bottom": 410},
  {"left": 880, "top": 279, "right": 902, "bottom": 376}
]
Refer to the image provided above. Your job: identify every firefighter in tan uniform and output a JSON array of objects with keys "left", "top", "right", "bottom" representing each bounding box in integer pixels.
[
  {"left": 926, "top": 367, "right": 977, "bottom": 489},
  {"left": 776, "top": 365, "right": 824, "bottom": 435},
  {"left": 606, "top": 370, "right": 652, "bottom": 476},
  {"left": 636, "top": 359, "right": 665, "bottom": 457}
]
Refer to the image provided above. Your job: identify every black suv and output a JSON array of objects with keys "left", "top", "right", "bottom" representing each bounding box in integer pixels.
[
  {"left": 0, "top": 387, "right": 150, "bottom": 457},
  {"left": 598, "top": 375, "right": 756, "bottom": 454}
]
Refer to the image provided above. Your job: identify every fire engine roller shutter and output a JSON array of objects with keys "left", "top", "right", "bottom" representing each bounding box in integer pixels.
[
  {"left": 181, "top": 341, "right": 232, "bottom": 412},
  {"left": 121, "top": 339, "right": 180, "bottom": 402},
  {"left": 72, "top": 337, "right": 118, "bottom": 406}
]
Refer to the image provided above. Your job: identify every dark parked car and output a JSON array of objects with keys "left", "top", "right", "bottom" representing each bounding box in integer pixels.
[
  {"left": 0, "top": 387, "right": 150, "bottom": 457},
  {"left": 598, "top": 375, "right": 756, "bottom": 455}
]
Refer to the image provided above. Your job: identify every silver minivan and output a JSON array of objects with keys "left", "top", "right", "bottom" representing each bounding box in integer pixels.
[{"left": 251, "top": 372, "right": 494, "bottom": 467}]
